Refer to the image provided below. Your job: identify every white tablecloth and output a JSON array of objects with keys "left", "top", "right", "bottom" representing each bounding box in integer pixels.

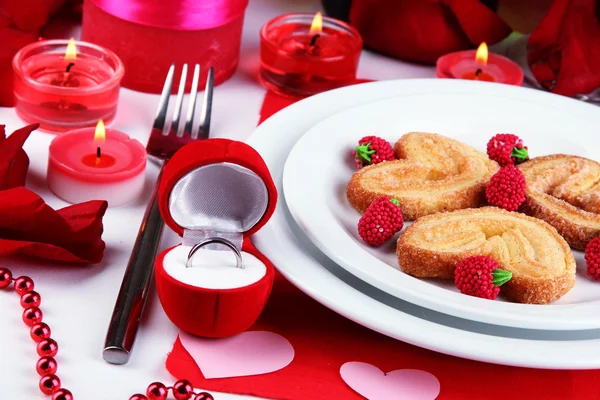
[{"left": 0, "top": 1, "right": 436, "bottom": 398}]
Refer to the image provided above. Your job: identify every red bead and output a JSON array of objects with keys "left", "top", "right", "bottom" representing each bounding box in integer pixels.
[
  {"left": 129, "top": 395, "right": 148, "bottom": 400},
  {"left": 0, "top": 268, "right": 13, "bottom": 288},
  {"left": 37, "top": 356, "right": 58, "bottom": 376},
  {"left": 146, "top": 382, "right": 168, "bottom": 400},
  {"left": 39, "top": 374, "right": 61, "bottom": 395},
  {"left": 21, "top": 290, "right": 41, "bottom": 308},
  {"left": 172, "top": 379, "right": 194, "bottom": 400},
  {"left": 14, "top": 276, "right": 34, "bottom": 295},
  {"left": 37, "top": 338, "right": 58, "bottom": 357},
  {"left": 31, "top": 322, "right": 52, "bottom": 342},
  {"left": 51, "top": 388, "right": 73, "bottom": 400},
  {"left": 194, "top": 393, "right": 214, "bottom": 400},
  {"left": 23, "top": 306, "right": 43, "bottom": 327}
]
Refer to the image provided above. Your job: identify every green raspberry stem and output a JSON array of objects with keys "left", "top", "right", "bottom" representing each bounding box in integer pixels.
[
  {"left": 355, "top": 142, "right": 376, "bottom": 164},
  {"left": 390, "top": 198, "right": 400, "bottom": 206},
  {"left": 492, "top": 268, "right": 512, "bottom": 287},
  {"left": 511, "top": 147, "right": 528, "bottom": 164}
]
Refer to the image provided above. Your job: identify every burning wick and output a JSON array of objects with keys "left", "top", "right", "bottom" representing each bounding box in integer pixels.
[
  {"left": 474, "top": 42, "right": 487, "bottom": 80},
  {"left": 309, "top": 34, "right": 320, "bottom": 47},
  {"left": 309, "top": 12, "right": 322, "bottom": 48},
  {"left": 94, "top": 120, "right": 105, "bottom": 165},
  {"left": 62, "top": 38, "right": 77, "bottom": 86}
]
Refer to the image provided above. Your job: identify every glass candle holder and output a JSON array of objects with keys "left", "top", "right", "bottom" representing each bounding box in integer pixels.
[
  {"left": 260, "top": 13, "right": 362, "bottom": 97},
  {"left": 13, "top": 39, "right": 124, "bottom": 133}
]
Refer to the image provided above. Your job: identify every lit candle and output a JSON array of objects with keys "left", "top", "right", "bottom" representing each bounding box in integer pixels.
[
  {"left": 47, "top": 121, "right": 146, "bottom": 207},
  {"left": 13, "top": 39, "right": 124, "bottom": 133},
  {"left": 436, "top": 42, "right": 524, "bottom": 86},
  {"left": 260, "top": 12, "right": 363, "bottom": 97}
]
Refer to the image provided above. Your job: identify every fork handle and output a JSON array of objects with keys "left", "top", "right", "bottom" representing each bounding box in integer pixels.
[{"left": 102, "top": 164, "right": 165, "bottom": 365}]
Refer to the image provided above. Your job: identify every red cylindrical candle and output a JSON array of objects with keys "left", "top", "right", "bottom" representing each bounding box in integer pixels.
[
  {"left": 260, "top": 13, "right": 363, "bottom": 97},
  {"left": 436, "top": 44, "right": 524, "bottom": 86},
  {"left": 82, "top": 0, "right": 248, "bottom": 93}
]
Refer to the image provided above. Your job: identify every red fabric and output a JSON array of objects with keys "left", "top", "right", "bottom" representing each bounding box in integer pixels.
[
  {"left": 158, "top": 139, "right": 277, "bottom": 238},
  {"left": 0, "top": 123, "right": 107, "bottom": 263},
  {"left": 348, "top": 0, "right": 512, "bottom": 65},
  {"left": 0, "top": 124, "right": 30, "bottom": 189},
  {"left": 155, "top": 239, "right": 274, "bottom": 338},
  {"left": 0, "top": 187, "right": 107, "bottom": 263},
  {"left": 0, "top": 0, "right": 66, "bottom": 32},
  {"left": 0, "top": 0, "right": 81, "bottom": 106},
  {"left": 527, "top": 0, "right": 600, "bottom": 97},
  {"left": 167, "top": 274, "right": 600, "bottom": 400}
]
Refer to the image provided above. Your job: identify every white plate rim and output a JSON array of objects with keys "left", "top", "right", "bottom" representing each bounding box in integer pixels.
[
  {"left": 281, "top": 86, "right": 600, "bottom": 330},
  {"left": 248, "top": 79, "right": 600, "bottom": 369}
]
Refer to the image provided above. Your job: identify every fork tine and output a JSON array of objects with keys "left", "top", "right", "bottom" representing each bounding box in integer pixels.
[
  {"left": 171, "top": 64, "right": 188, "bottom": 137},
  {"left": 152, "top": 64, "right": 175, "bottom": 131},
  {"left": 185, "top": 64, "right": 200, "bottom": 138},
  {"left": 198, "top": 66, "right": 214, "bottom": 139}
]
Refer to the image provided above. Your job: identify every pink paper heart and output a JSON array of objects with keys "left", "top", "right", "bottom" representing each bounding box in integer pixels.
[
  {"left": 179, "top": 330, "right": 294, "bottom": 379},
  {"left": 340, "top": 362, "right": 440, "bottom": 400}
]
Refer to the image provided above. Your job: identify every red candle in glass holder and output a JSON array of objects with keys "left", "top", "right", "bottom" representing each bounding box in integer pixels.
[
  {"left": 13, "top": 38, "right": 124, "bottom": 133},
  {"left": 260, "top": 12, "right": 363, "bottom": 97},
  {"left": 436, "top": 43, "right": 524, "bottom": 86}
]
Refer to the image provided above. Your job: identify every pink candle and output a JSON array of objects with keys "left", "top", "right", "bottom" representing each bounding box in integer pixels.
[
  {"left": 436, "top": 43, "right": 524, "bottom": 86},
  {"left": 13, "top": 39, "right": 124, "bottom": 133},
  {"left": 47, "top": 121, "right": 146, "bottom": 207}
]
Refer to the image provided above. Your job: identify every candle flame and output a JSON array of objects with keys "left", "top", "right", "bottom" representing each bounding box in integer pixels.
[
  {"left": 94, "top": 120, "right": 106, "bottom": 144},
  {"left": 309, "top": 12, "right": 323, "bottom": 36},
  {"left": 475, "top": 42, "right": 488, "bottom": 66},
  {"left": 65, "top": 38, "right": 77, "bottom": 61}
]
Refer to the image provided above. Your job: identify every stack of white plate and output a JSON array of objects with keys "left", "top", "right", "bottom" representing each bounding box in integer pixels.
[{"left": 247, "top": 79, "right": 600, "bottom": 369}]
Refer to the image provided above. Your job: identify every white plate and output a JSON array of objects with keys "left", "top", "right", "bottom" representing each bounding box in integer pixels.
[
  {"left": 283, "top": 81, "right": 600, "bottom": 331},
  {"left": 249, "top": 79, "right": 600, "bottom": 369}
]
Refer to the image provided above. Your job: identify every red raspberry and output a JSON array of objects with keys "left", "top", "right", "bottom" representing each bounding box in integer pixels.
[
  {"left": 354, "top": 136, "right": 395, "bottom": 168},
  {"left": 585, "top": 237, "right": 600, "bottom": 281},
  {"left": 487, "top": 133, "right": 529, "bottom": 166},
  {"left": 454, "top": 256, "right": 512, "bottom": 300},
  {"left": 358, "top": 196, "right": 404, "bottom": 246},
  {"left": 486, "top": 165, "right": 527, "bottom": 211}
]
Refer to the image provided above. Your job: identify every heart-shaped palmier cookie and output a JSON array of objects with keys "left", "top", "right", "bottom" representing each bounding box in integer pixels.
[
  {"left": 519, "top": 154, "right": 600, "bottom": 250},
  {"left": 397, "top": 207, "right": 576, "bottom": 304},
  {"left": 347, "top": 132, "right": 499, "bottom": 220}
]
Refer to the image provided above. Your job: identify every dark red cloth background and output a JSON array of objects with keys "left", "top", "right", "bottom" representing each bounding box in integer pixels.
[
  {"left": 165, "top": 89, "right": 600, "bottom": 399},
  {"left": 348, "top": 0, "right": 512, "bottom": 64},
  {"left": 0, "top": 0, "right": 81, "bottom": 106},
  {"left": 527, "top": 0, "right": 600, "bottom": 97}
]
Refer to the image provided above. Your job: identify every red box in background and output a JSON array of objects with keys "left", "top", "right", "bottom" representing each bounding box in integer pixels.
[{"left": 81, "top": 0, "right": 248, "bottom": 93}]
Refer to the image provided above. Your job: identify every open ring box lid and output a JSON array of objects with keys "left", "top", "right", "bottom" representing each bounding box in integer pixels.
[{"left": 155, "top": 139, "right": 277, "bottom": 338}]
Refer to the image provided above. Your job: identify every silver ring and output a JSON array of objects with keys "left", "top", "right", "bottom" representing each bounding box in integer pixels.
[{"left": 185, "top": 237, "right": 243, "bottom": 269}]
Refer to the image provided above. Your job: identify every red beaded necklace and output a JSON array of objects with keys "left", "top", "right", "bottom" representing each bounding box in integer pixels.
[{"left": 0, "top": 267, "right": 214, "bottom": 400}]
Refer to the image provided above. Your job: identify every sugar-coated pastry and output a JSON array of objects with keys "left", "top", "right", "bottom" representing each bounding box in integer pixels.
[
  {"left": 347, "top": 132, "right": 499, "bottom": 220},
  {"left": 397, "top": 207, "right": 576, "bottom": 304},
  {"left": 519, "top": 154, "right": 600, "bottom": 250}
]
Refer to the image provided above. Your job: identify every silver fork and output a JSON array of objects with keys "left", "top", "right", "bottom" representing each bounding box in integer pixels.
[{"left": 102, "top": 64, "right": 214, "bottom": 365}]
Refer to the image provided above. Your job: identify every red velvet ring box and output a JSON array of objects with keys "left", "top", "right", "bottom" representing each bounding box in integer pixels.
[{"left": 155, "top": 139, "right": 277, "bottom": 338}]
